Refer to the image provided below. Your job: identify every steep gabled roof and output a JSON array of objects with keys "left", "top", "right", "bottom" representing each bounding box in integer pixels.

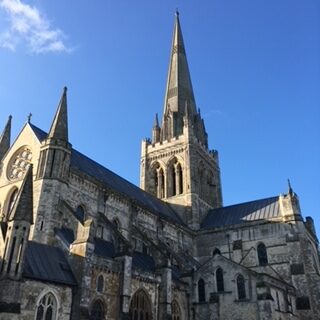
[
  {"left": 201, "top": 196, "right": 280, "bottom": 229},
  {"left": 29, "top": 124, "right": 185, "bottom": 226}
]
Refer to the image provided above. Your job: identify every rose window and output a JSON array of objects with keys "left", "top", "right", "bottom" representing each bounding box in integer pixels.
[{"left": 7, "top": 147, "right": 32, "bottom": 181}]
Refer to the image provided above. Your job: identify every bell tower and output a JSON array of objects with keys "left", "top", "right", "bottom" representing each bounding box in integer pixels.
[{"left": 140, "top": 12, "right": 222, "bottom": 229}]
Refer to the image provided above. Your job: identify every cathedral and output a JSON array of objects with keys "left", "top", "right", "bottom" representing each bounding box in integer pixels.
[{"left": 1, "top": 12, "right": 320, "bottom": 320}]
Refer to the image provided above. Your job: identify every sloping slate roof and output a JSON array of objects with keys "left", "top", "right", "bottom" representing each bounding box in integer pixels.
[
  {"left": 30, "top": 124, "right": 184, "bottom": 226},
  {"left": 54, "top": 227, "right": 75, "bottom": 246},
  {"left": 94, "top": 238, "right": 115, "bottom": 258},
  {"left": 23, "top": 241, "right": 77, "bottom": 286},
  {"left": 201, "top": 196, "right": 280, "bottom": 229},
  {"left": 132, "top": 252, "right": 155, "bottom": 272}
]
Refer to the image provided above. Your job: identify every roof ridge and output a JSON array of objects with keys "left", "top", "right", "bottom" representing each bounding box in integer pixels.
[{"left": 213, "top": 196, "right": 279, "bottom": 211}]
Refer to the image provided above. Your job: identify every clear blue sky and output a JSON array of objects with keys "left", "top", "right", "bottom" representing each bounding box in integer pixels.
[{"left": 0, "top": 1, "right": 319, "bottom": 229}]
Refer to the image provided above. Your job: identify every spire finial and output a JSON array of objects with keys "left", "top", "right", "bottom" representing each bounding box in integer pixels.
[
  {"left": 288, "top": 179, "right": 293, "bottom": 196},
  {"left": 175, "top": 9, "right": 179, "bottom": 17},
  {"left": 27, "top": 112, "right": 32, "bottom": 123},
  {"left": 63, "top": 86, "right": 67, "bottom": 94},
  {"left": 154, "top": 113, "right": 159, "bottom": 127}
]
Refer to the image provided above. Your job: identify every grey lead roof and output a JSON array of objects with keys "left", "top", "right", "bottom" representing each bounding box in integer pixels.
[
  {"left": 29, "top": 123, "right": 185, "bottom": 226},
  {"left": 23, "top": 241, "right": 77, "bottom": 286},
  {"left": 201, "top": 196, "right": 280, "bottom": 229}
]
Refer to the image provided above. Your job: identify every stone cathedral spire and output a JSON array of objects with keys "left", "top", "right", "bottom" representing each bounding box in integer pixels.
[
  {"left": 160, "top": 11, "right": 207, "bottom": 147},
  {"left": 141, "top": 13, "right": 222, "bottom": 229}
]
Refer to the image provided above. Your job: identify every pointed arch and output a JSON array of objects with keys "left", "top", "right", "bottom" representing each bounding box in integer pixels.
[
  {"left": 129, "top": 289, "right": 152, "bottom": 320},
  {"left": 198, "top": 278, "right": 206, "bottom": 302},
  {"left": 236, "top": 274, "right": 246, "bottom": 300},
  {"left": 90, "top": 299, "right": 105, "bottom": 320},
  {"left": 35, "top": 289, "right": 60, "bottom": 320},
  {"left": 75, "top": 205, "right": 85, "bottom": 223},
  {"left": 216, "top": 267, "right": 224, "bottom": 292},
  {"left": 167, "top": 157, "right": 183, "bottom": 197},
  {"left": 257, "top": 243, "right": 268, "bottom": 266},
  {"left": 151, "top": 161, "right": 165, "bottom": 198},
  {"left": 96, "top": 274, "right": 104, "bottom": 293},
  {"left": 172, "top": 300, "right": 181, "bottom": 320}
]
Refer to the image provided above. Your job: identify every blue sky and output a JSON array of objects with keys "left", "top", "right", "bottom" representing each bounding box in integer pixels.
[{"left": 0, "top": 1, "right": 319, "bottom": 229}]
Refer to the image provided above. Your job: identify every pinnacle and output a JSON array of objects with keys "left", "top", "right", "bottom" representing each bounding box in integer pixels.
[
  {"left": 0, "top": 115, "right": 12, "bottom": 162},
  {"left": 8, "top": 164, "right": 34, "bottom": 223},
  {"left": 48, "top": 87, "right": 69, "bottom": 141}
]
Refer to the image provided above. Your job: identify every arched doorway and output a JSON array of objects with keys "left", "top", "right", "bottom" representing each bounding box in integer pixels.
[
  {"left": 90, "top": 300, "right": 105, "bottom": 320},
  {"left": 129, "top": 289, "right": 152, "bottom": 320},
  {"left": 172, "top": 300, "right": 182, "bottom": 320}
]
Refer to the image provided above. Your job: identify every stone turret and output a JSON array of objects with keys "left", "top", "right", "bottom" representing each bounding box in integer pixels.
[
  {"left": 0, "top": 115, "right": 12, "bottom": 163},
  {"left": 36, "top": 87, "right": 71, "bottom": 182},
  {"left": 33, "top": 87, "right": 72, "bottom": 244}
]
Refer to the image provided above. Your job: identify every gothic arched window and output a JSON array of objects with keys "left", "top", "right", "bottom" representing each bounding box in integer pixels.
[
  {"left": 257, "top": 243, "right": 268, "bottom": 266},
  {"left": 35, "top": 292, "right": 58, "bottom": 320},
  {"left": 153, "top": 163, "right": 164, "bottom": 199},
  {"left": 236, "top": 274, "right": 246, "bottom": 300},
  {"left": 97, "top": 275, "right": 104, "bottom": 293},
  {"left": 6, "top": 188, "right": 18, "bottom": 219},
  {"left": 176, "top": 163, "right": 183, "bottom": 194},
  {"left": 216, "top": 268, "right": 224, "bottom": 292},
  {"left": 75, "top": 205, "right": 85, "bottom": 223},
  {"left": 172, "top": 300, "right": 181, "bottom": 320},
  {"left": 167, "top": 158, "right": 183, "bottom": 197},
  {"left": 90, "top": 300, "right": 105, "bottom": 320},
  {"left": 198, "top": 278, "right": 206, "bottom": 302},
  {"left": 129, "top": 290, "right": 152, "bottom": 320},
  {"left": 170, "top": 164, "right": 176, "bottom": 196}
]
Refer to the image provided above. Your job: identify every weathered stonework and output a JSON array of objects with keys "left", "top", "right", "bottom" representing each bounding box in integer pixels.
[{"left": 0, "top": 12, "right": 319, "bottom": 320}]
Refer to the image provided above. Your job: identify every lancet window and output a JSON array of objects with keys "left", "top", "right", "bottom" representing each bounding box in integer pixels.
[
  {"left": 153, "top": 163, "right": 165, "bottom": 198},
  {"left": 236, "top": 274, "right": 246, "bottom": 300},
  {"left": 257, "top": 243, "right": 268, "bottom": 266},
  {"left": 167, "top": 158, "right": 183, "bottom": 197},
  {"left": 97, "top": 275, "right": 104, "bottom": 293},
  {"left": 198, "top": 278, "right": 206, "bottom": 302},
  {"left": 216, "top": 268, "right": 224, "bottom": 292}
]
